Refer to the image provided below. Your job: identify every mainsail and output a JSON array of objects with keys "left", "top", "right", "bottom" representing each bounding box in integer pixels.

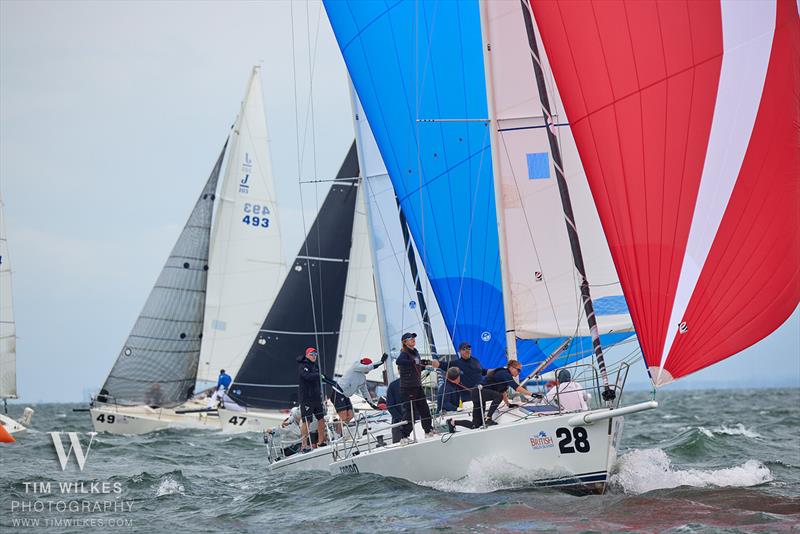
[
  {"left": 229, "top": 144, "right": 360, "bottom": 409},
  {"left": 98, "top": 144, "right": 226, "bottom": 407},
  {"left": 531, "top": 0, "right": 800, "bottom": 385},
  {"left": 198, "top": 66, "right": 287, "bottom": 384},
  {"left": 0, "top": 194, "right": 17, "bottom": 399},
  {"left": 481, "top": 0, "right": 635, "bottom": 373}
]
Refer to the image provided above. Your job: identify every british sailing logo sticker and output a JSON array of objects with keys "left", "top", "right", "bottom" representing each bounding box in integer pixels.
[{"left": 529, "top": 430, "right": 554, "bottom": 450}]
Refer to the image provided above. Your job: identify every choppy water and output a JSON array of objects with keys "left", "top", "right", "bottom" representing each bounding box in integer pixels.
[{"left": 1, "top": 389, "right": 798, "bottom": 533}]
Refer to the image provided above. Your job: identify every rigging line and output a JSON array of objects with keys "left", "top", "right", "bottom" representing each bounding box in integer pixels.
[
  {"left": 497, "top": 129, "right": 563, "bottom": 336},
  {"left": 290, "top": 3, "right": 322, "bottom": 373}
]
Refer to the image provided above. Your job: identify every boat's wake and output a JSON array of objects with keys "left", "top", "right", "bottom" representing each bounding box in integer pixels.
[
  {"left": 419, "top": 455, "right": 569, "bottom": 494},
  {"left": 610, "top": 448, "right": 772, "bottom": 494}
]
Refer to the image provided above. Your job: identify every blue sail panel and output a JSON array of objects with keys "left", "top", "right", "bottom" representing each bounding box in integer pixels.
[{"left": 325, "top": 0, "right": 631, "bottom": 370}]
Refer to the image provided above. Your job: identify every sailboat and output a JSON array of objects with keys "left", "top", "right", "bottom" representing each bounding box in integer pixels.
[
  {"left": 0, "top": 194, "right": 34, "bottom": 436},
  {"left": 315, "top": 0, "right": 799, "bottom": 492},
  {"left": 217, "top": 142, "right": 383, "bottom": 433},
  {"left": 91, "top": 67, "right": 287, "bottom": 434}
]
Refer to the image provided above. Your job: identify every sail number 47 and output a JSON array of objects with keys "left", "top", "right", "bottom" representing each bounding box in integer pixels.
[{"left": 556, "top": 427, "right": 590, "bottom": 454}]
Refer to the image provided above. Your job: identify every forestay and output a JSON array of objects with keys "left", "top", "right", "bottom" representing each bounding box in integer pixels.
[
  {"left": 531, "top": 0, "right": 800, "bottom": 385},
  {"left": 198, "top": 66, "right": 287, "bottom": 383}
]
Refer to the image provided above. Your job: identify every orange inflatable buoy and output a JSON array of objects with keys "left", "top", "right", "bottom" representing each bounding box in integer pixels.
[{"left": 0, "top": 424, "right": 15, "bottom": 443}]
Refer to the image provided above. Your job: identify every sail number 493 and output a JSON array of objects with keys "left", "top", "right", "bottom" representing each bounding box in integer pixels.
[
  {"left": 556, "top": 427, "right": 590, "bottom": 454},
  {"left": 242, "top": 203, "right": 270, "bottom": 229}
]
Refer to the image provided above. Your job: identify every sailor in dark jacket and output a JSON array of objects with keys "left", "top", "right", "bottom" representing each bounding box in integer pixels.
[
  {"left": 438, "top": 342, "right": 487, "bottom": 402},
  {"left": 472, "top": 359, "right": 534, "bottom": 427},
  {"left": 437, "top": 367, "right": 476, "bottom": 433},
  {"left": 395, "top": 333, "right": 437, "bottom": 439},
  {"left": 385, "top": 378, "right": 406, "bottom": 443},
  {"left": 297, "top": 347, "right": 330, "bottom": 450}
]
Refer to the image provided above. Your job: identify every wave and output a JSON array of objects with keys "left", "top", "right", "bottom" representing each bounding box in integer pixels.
[
  {"left": 420, "top": 455, "right": 563, "bottom": 494},
  {"left": 610, "top": 448, "right": 773, "bottom": 494},
  {"left": 155, "top": 475, "right": 186, "bottom": 497}
]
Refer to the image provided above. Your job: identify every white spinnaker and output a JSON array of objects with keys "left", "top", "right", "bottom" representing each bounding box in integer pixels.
[
  {"left": 198, "top": 67, "right": 287, "bottom": 382},
  {"left": 0, "top": 194, "right": 16, "bottom": 399},
  {"left": 334, "top": 182, "right": 384, "bottom": 383},
  {"left": 352, "top": 91, "right": 453, "bottom": 361},
  {"left": 484, "top": 0, "right": 633, "bottom": 339}
]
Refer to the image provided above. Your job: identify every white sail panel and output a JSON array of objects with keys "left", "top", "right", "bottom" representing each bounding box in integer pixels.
[
  {"left": 0, "top": 195, "right": 17, "bottom": 399},
  {"left": 198, "top": 67, "right": 287, "bottom": 382},
  {"left": 335, "top": 182, "right": 383, "bottom": 383},
  {"left": 353, "top": 93, "right": 453, "bottom": 360},
  {"left": 484, "top": 1, "right": 633, "bottom": 339}
]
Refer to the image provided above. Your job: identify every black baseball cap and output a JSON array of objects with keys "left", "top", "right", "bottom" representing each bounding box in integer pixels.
[
  {"left": 401, "top": 332, "right": 417, "bottom": 341},
  {"left": 458, "top": 342, "right": 471, "bottom": 351}
]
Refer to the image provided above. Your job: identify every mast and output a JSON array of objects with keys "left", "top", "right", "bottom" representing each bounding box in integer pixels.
[
  {"left": 515, "top": 0, "right": 614, "bottom": 399},
  {"left": 479, "top": 0, "right": 518, "bottom": 362},
  {"left": 396, "top": 199, "right": 438, "bottom": 357},
  {"left": 0, "top": 193, "right": 17, "bottom": 403}
]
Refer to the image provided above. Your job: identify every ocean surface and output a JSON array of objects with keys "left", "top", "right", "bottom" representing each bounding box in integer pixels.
[{"left": 1, "top": 388, "right": 798, "bottom": 533}]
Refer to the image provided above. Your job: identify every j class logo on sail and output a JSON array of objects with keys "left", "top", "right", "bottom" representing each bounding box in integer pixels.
[
  {"left": 242, "top": 203, "right": 270, "bottom": 229},
  {"left": 529, "top": 431, "right": 555, "bottom": 450},
  {"left": 239, "top": 152, "right": 253, "bottom": 193}
]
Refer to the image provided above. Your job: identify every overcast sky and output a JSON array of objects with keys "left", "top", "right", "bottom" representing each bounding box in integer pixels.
[{"left": 1, "top": 1, "right": 797, "bottom": 403}]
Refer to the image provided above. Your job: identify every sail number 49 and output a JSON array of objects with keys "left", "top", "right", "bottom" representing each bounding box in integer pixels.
[
  {"left": 556, "top": 427, "right": 590, "bottom": 454},
  {"left": 95, "top": 414, "right": 116, "bottom": 424}
]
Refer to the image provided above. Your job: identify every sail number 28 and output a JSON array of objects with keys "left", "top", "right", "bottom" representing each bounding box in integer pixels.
[{"left": 556, "top": 427, "right": 590, "bottom": 454}]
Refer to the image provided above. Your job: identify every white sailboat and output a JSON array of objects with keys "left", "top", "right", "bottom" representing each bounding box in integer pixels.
[
  {"left": 315, "top": 0, "right": 799, "bottom": 491},
  {"left": 91, "top": 67, "right": 286, "bottom": 434},
  {"left": 0, "top": 194, "right": 34, "bottom": 436},
  {"left": 217, "top": 142, "right": 382, "bottom": 433}
]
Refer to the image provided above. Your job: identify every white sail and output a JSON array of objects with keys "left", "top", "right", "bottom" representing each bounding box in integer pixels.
[
  {"left": 0, "top": 194, "right": 17, "bottom": 399},
  {"left": 334, "top": 182, "right": 384, "bottom": 383},
  {"left": 351, "top": 91, "right": 453, "bottom": 359},
  {"left": 483, "top": 1, "right": 633, "bottom": 340},
  {"left": 198, "top": 66, "right": 287, "bottom": 382}
]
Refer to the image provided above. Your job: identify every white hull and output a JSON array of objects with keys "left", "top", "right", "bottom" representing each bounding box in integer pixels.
[
  {"left": 0, "top": 412, "right": 27, "bottom": 435},
  {"left": 330, "top": 408, "right": 625, "bottom": 493},
  {"left": 217, "top": 407, "right": 286, "bottom": 434},
  {"left": 90, "top": 403, "right": 221, "bottom": 435},
  {"left": 267, "top": 411, "right": 396, "bottom": 473}
]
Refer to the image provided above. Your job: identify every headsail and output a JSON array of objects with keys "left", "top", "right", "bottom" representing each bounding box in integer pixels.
[
  {"left": 98, "top": 143, "right": 226, "bottom": 407},
  {"left": 198, "top": 66, "right": 287, "bottom": 383},
  {"left": 334, "top": 178, "right": 384, "bottom": 383},
  {"left": 229, "top": 144, "right": 360, "bottom": 410},
  {"left": 352, "top": 90, "right": 453, "bottom": 362},
  {"left": 531, "top": 0, "right": 800, "bottom": 385},
  {"left": 0, "top": 194, "right": 17, "bottom": 399}
]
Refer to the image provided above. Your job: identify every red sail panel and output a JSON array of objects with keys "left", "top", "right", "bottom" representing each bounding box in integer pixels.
[
  {"left": 531, "top": 0, "right": 799, "bottom": 384},
  {"left": 664, "top": 0, "right": 800, "bottom": 380}
]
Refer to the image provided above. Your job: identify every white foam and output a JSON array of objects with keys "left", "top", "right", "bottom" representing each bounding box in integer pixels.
[
  {"left": 610, "top": 448, "right": 773, "bottom": 494},
  {"left": 155, "top": 476, "right": 185, "bottom": 497},
  {"left": 712, "top": 424, "right": 761, "bottom": 438},
  {"left": 420, "top": 455, "right": 568, "bottom": 493}
]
